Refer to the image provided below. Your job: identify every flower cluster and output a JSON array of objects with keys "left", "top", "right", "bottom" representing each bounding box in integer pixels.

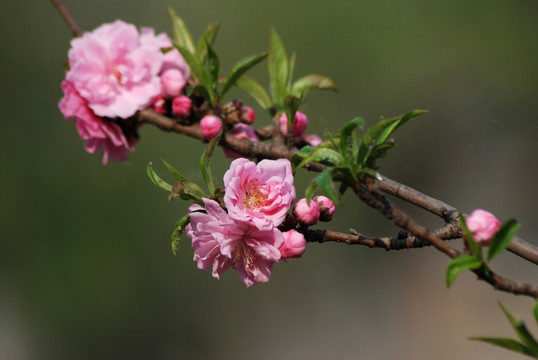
[{"left": 58, "top": 20, "right": 190, "bottom": 164}]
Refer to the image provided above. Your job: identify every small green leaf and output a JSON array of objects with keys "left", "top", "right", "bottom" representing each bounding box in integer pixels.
[
  {"left": 235, "top": 76, "right": 272, "bottom": 111},
  {"left": 221, "top": 52, "right": 269, "bottom": 97},
  {"left": 487, "top": 219, "right": 520, "bottom": 262},
  {"left": 160, "top": 160, "right": 206, "bottom": 204},
  {"left": 268, "top": 27, "right": 288, "bottom": 107},
  {"left": 376, "top": 109, "right": 428, "bottom": 146},
  {"left": 195, "top": 23, "right": 220, "bottom": 62},
  {"left": 200, "top": 132, "right": 222, "bottom": 195},
  {"left": 315, "top": 168, "right": 340, "bottom": 205},
  {"left": 500, "top": 303, "right": 538, "bottom": 353},
  {"left": 205, "top": 40, "right": 220, "bottom": 91},
  {"left": 291, "top": 74, "right": 337, "bottom": 98},
  {"left": 161, "top": 159, "right": 188, "bottom": 182},
  {"left": 294, "top": 148, "right": 344, "bottom": 171},
  {"left": 445, "top": 254, "right": 483, "bottom": 287},
  {"left": 470, "top": 337, "right": 535, "bottom": 357},
  {"left": 147, "top": 162, "right": 173, "bottom": 192},
  {"left": 283, "top": 95, "right": 301, "bottom": 133},
  {"left": 168, "top": 8, "right": 195, "bottom": 54},
  {"left": 304, "top": 180, "right": 319, "bottom": 203},
  {"left": 357, "top": 168, "right": 382, "bottom": 181},
  {"left": 174, "top": 43, "right": 216, "bottom": 105},
  {"left": 459, "top": 214, "right": 483, "bottom": 260},
  {"left": 171, "top": 215, "right": 190, "bottom": 255},
  {"left": 339, "top": 117, "right": 365, "bottom": 162},
  {"left": 291, "top": 145, "right": 314, "bottom": 167},
  {"left": 288, "top": 52, "right": 296, "bottom": 90},
  {"left": 533, "top": 301, "right": 538, "bottom": 328}
]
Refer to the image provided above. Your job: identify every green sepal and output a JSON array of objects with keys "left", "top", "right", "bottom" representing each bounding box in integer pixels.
[
  {"left": 195, "top": 23, "right": 220, "bottom": 62},
  {"left": 499, "top": 303, "right": 538, "bottom": 354},
  {"left": 470, "top": 337, "right": 535, "bottom": 357},
  {"left": 235, "top": 76, "right": 272, "bottom": 111},
  {"left": 174, "top": 43, "right": 216, "bottom": 105},
  {"left": 147, "top": 162, "right": 173, "bottom": 192},
  {"left": 291, "top": 74, "right": 337, "bottom": 98},
  {"left": 268, "top": 27, "right": 288, "bottom": 107},
  {"left": 221, "top": 52, "right": 269, "bottom": 98},
  {"left": 171, "top": 215, "right": 190, "bottom": 255},
  {"left": 315, "top": 168, "right": 340, "bottom": 205},
  {"left": 294, "top": 148, "right": 344, "bottom": 171},
  {"left": 487, "top": 219, "right": 520, "bottom": 262},
  {"left": 200, "top": 132, "right": 222, "bottom": 195},
  {"left": 445, "top": 254, "right": 483, "bottom": 287},
  {"left": 283, "top": 95, "right": 301, "bottom": 134},
  {"left": 168, "top": 8, "right": 195, "bottom": 54}
]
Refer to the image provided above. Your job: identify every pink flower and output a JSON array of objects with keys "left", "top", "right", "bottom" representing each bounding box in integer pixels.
[
  {"left": 223, "top": 124, "right": 259, "bottom": 159},
  {"left": 466, "top": 209, "right": 501, "bottom": 245},
  {"left": 315, "top": 196, "right": 335, "bottom": 222},
  {"left": 172, "top": 96, "right": 192, "bottom": 117},
  {"left": 66, "top": 20, "right": 164, "bottom": 119},
  {"left": 242, "top": 107, "right": 256, "bottom": 124},
  {"left": 140, "top": 27, "right": 190, "bottom": 78},
  {"left": 279, "top": 230, "right": 307, "bottom": 259},
  {"left": 279, "top": 111, "right": 308, "bottom": 137},
  {"left": 223, "top": 158, "right": 296, "bottom": 230},
  {"left": 300, "top": 133, "right": 322, "bottom": 147},
  {"left": 294, "top": 198, "right": 320, "bottom": 225},
  {"left": 59, "top": 80, "right": 135, "bottom": 164},
  {"left": 161, "top": 68, "right": 187, "bottom": 98},
  {"left": 153, "top": 95, "right": 167, "bottom": 114},
  {"left": 186, "top": 198, "right": 284, "bottom": 287},
  {"left": 200, "top": 115, "right": 222, "bottom": 139}
]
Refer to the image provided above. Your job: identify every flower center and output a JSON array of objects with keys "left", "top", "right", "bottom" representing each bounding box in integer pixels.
[{"left": 243, "top": 182, "right": 269, "bottom": 210}]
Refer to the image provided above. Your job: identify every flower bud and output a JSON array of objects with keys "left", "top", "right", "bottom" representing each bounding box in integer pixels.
[
  {"left": 279, "top": 230, "right": 306, "bottom": 259},
  {"left": 171, "top": 96, "right": 192, "bottom": 117},
  {"left": 223, "top": 124, "right": 259, "bottom": 159},
  {"left": 279, "top": 111, "right": 308, "bottom": 137},
  {"left": 200, "top": 115, "right": 223, "bottom": 140},
  {"left": 315, "top": 196, "right": 336, "bottom": 222},
  {"left": 300, "top": 133, "right": 322, "bottom": 147},
  {"left": 161, "top": 68, "right": 186, "bottom": 98},
  {"left": 294, "top": 198, "right": 320, "bottom": 225},
  {"left": 466, "top": 209, "right": 500, "bottom": 245},
  {"left": 242, "top": 107, "right": 256, "bottom": 124},
  {"left": 153, "top": 95, "right": 167, "bottom": 114}
]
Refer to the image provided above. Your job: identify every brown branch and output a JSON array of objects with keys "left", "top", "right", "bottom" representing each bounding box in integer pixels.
[{"left": 50, "top": 0, "right": 82, "bottom": 37}]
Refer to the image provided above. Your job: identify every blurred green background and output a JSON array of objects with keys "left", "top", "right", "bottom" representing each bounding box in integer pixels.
[{"left": 1, "top": 0, "right": 537, "bottom": 359}]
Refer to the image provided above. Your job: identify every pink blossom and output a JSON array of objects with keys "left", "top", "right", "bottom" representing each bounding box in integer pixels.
[
  {"left": 242, "top": 107, "right": 256, "bottom": 124},
  {"left": 186, "top": 198, "right": 284, "bottom": 287},
  {"left": 172, "top": 96, "right": 192, "bottom": 117},
  {"left": 301, "top": 133, "right": 322, "bottom": 147},
  {"left": 161, "top": 68, "right": 187, "bottom": 98},
  {"left": 466, "top": 209, "right": 501, "bottom": 245},
  {"left": 200, "top": 115, "right": 222, "bottom": 139},
  {"left": 153, "top": 95, "right": 167, "bottom": 114},
  {"left": 279, "top": 230, "right": 307, "bottom": 259},
  {"left": 59, "top": 80, "right": 135, "bottom": 164},
  {"left": 294, "top": 198, "right": 320, "bottom": 225},
  {"left": 66, "top": 20, "right": 164, "bottom": 119},
  {"left": 223, "top": 124, "right": 259, "bottom": 159},
  {"left": 279, "top": 111, "right": 308, "bottom": 137},
  {"left": 223, "top": 158, "right": 296, "bottom": 230},
  {"left": 140, "top": 27, "right": 190, "bottom": 78},
  {"left": 315, "top": 196, "right": 336, "bottom": 222}
]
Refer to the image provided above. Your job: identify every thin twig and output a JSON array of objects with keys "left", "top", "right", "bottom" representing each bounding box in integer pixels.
[{"left": 50, "top": 0, "right": 82, "bottom": 37}]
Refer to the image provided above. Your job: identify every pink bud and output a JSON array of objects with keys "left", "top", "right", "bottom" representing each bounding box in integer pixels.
[
  {"left": 315, "top": 196, "right": 336, "bottom": 222},
  {"left": 279, "top": 230, "right": 306, "bottom": 259},
  {"left": 153, "top": 96, "right": 167, "bottom": 114},
  {"left": 279, "top": 111, "right": 308, "bottom": 137},
  {"left": 223, "top": 124, "right": 259, "bottom": 159},
  {"left": 466, "top": 209, "right": 501, "bottom": 245},
  {"left": 300, "top": 133, "right": 322, "bottom": 147},
  {"left": 161, "top": 68, "right": 186, "bottom": 98},
  {"left": 172, "top": 96, "right": 192, "bottom": 117},
  {"left": 242, "top": 107, "right": 256, "bottom": 124},
  {"left": 200, "top": 115, "right": 223, "bottom": 139},
  {"left": 294, "top": 198, "right": 320, "bottom": 225}
]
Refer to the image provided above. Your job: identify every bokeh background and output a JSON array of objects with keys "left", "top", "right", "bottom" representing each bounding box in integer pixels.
[{"left": 1, "top": 0, "right": 537, "bottom": 359}]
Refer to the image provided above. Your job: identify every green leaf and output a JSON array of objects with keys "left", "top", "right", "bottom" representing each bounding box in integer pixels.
[
  {"left": 168, "top": 8, "right": 195, "bottom": 54},
  {"left": 200, "top": 132, "right": 221, "bottom": 195},
  {"left": 315, "top": 168, "right": 340, "bottom": 205},
  {"left": 339, "top": 117, "right": 365, "bottom": 162},
  {"left": 288, "top": 52, "right": 296, "bottom": 90},
  {"left": 376, "top": 109, "right": 428, "bottom": 146},
  {"left": 534, "top": 301, "right": 538, "bottom": 328},
  {"left": 291, "top": 145, "right": 314, "bottom": 167},
  {"left": 171, "top": 215, "right": 190, "bottom": 255},
  {"left": 294, "top": 148, "right": 344, "bottom": 171},
  {"left": 268, "top": 27, "right": 288, "bottom": 107},
  {"left": 147, "top": 162, "right": 173, "bottom": 192},
  {"left": 205, "top": 40, "right": 220, "bottom": 91},
  {"left": 283, "top": 95, "right": 301, "bottom": 134},
  {"left": 160, "top": 160, "right": 206, "bottom": 204},
  {"left": 445, "top": 254, "right": 483, "bottom": 287},
  {"left": 195, "top": 23, "right": 220, "bottom": 62},
  {"left": 470, "top": 337, "right": 535, "bottom": 357},
  {"left": 357, "top": 168, "right": 382, "bottom": 181},
  {"left": 459, "top": 213, "right": 483, "bottom": 260},
  {"left": 221, "top": 52, "right": 269, "bottom": 97},
  {"left": 291, "top": 74, "right": 337, "bottom": 98},
  {"left": 487, "top": 219, "right": 520, "bottom": 262},
  {"left": 500, "top": 303, "right": 538, "bottom": 353},
  {"left": 174, "top": 43, "right": 216, "bottom": 105},
  {"left": 235, "top": 76, "right": 272, "bottom": 111},
  {"left": 161, "top": 159, "right": 188, "bottom": 182},
  {"left": 304, "top": 180, "right": 319, "bottom": 203}
]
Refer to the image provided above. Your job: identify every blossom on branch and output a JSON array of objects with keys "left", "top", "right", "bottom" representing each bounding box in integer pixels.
[{"left": 466, "top": 209, "right": 501, "bottom": 245}]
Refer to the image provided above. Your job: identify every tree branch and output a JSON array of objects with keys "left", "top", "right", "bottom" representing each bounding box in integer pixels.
[{"left": 50, "top": 0, "right": 82, "bottom": 37}]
